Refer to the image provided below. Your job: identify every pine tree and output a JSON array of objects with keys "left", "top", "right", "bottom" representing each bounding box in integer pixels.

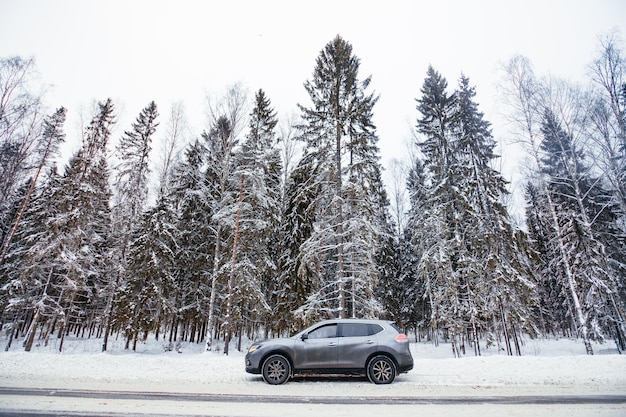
[
  {"left": 227, "top": 90, "right": 281, "bottom": 346},
  {"left": 49, "top": 99, "right": 114, "bottom": 350},
  {"left": 0, "top": 171, "right": 62, "bottom": 351},
  {"left": 412, "top": 66, "right": 466, "bottom": 353},
  {"left": 524, "top": 182, "right": 566, "bottom": 337},
  {"left": 455, "top": 75, "right": 538, "bottom": 354},
  {"left": 4, "top": 99, "right": 115, "bottom": 351},
  {"left": 204, "top": 115, "right": 238, "bottom": 350},
  {"left": 105, "top": 101, "right": 158, "bottom": 351},
  {"left": 276, "top": 154, "right": 321, "bottom": 331},
  {"left": 411, "top": 69, "right": 537, "bottom": 356},
  {"left": 113, "top": 101, "right": 158, "bottom": 224},
  {"left": 113, "top": 196, "right": 178, "bottom": 350},
  {"left": 168, "top": 139, "right": 213, "bottom": 345},
  {"left": 294, "top": 35, "right": 389, "bottom": 321}
]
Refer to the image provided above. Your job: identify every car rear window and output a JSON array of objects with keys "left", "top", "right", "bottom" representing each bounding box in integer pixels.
[{"left": 340, "top": 323, "right": 384, "bottom": 337}]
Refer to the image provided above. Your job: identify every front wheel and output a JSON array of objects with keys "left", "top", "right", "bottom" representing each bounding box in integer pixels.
[
  {"left": 367, "top": 355, "right": 396, "bottom": 384},
  {"left": 262, "top": 354, "right": 291, "bottom": 385}
]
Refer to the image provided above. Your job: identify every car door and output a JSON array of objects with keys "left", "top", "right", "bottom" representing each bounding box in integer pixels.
[
  {"left": 337, "top": 323, "right": 381, "bottom": 368},
  {"left": 294, "top": 323, "right": 338, "bottom": 370}
]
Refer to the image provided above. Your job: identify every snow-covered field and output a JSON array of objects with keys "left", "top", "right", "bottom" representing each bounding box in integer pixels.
[{"left": 0, "top": 335, "right": 625, "bottom": 416}]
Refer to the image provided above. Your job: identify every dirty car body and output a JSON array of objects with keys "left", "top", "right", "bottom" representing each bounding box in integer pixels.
[{"left": 245, "top": 319, "right": 413, "bottom": 384}]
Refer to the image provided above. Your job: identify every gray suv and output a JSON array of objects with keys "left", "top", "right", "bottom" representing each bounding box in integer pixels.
[{"left": 245, "top": 319, "right": 413, "bottom": 384}]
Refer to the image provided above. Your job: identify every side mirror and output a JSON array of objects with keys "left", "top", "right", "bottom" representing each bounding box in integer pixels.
[{"left": 301, "top": 333, "right": 309, "bottom": 341}]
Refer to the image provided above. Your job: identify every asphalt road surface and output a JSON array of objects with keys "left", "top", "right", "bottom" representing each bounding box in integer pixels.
[{"left": 1, "top": 387, "right": 625, "bottom": 417}]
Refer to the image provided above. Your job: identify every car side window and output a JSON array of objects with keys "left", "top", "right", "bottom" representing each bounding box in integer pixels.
[
  {"left": 368, "top": 324, "right": 384, "bottom": 335},
  {"left": 307, "top": 324, "right": 337, "bottom": 339},
  {"left": 340, "top": 323, "right": 369, "bottom": 337},
  {"left": 340, "top": 323, "right": 384, "bottom": 337}
]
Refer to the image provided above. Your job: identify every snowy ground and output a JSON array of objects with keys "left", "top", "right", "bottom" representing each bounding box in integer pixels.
[{"left": 0, "top": 335, "right": 625, "bottom": 416}]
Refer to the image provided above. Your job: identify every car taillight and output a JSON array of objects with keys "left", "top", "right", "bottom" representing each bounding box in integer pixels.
[{"left": 395, "top": 333, "right": 409, "bottom": 343}]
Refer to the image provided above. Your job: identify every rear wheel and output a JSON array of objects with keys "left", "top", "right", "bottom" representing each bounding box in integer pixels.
[
  {"left": 262, "top": 354, "right": 291, "bottom": 385},
  {"left": 367, "top": 355, "right": 396, "bottom": 384}
]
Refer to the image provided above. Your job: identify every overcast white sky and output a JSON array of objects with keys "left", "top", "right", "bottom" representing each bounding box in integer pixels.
[{"left": 1, "top": 0, "right": 625, "bottom": 212}]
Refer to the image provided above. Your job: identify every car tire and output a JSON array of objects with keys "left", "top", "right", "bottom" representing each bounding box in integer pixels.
[
  {"left": 367, "top": 355, "right": 396, "bottom": 384},
  {"left": 262, "top": 354, "right": 291, "bottom": 385}
]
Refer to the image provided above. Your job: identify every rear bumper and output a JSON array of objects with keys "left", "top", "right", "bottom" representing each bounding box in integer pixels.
[{"left": 396, "top": 352, "right": 414, "bottom": 373}]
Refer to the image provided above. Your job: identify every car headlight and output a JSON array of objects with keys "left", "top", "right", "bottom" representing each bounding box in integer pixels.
[{"left": 248, "top": 344, "right": 261, "bottom": 353}]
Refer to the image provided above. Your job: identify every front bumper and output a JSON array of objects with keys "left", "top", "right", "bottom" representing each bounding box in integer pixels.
[{"left": 245, "top": 353, "right": 262, "bottom": 374}]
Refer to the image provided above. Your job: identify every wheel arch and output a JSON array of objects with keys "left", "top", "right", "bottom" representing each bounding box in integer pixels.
[
  {"left": 261, "top": 350, "right": 294, "bottom": 375},
  {"left": 365, "top": 351, "right": 398, "bottom": 369}
]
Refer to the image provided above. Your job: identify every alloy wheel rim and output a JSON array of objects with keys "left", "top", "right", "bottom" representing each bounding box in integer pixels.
[
  {"left": 372, "top": 360, "right": 392, "bottom": 382},
  {"left": 268, "top": 359, "right": 286, "bottom": 381}
]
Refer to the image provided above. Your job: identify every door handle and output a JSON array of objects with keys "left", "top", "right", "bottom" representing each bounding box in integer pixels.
[
  {"left": 327, "top": 342, "right": 337, "bottom": 347},
  {"left": 366, "top": 340, "right": 375, "bottom": 344}
]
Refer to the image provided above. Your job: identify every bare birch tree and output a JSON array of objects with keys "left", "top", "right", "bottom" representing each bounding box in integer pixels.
[
  {"left": 501, "top": 55, "right": 625, "bottom": 354},
  {"left": 0, "top": 57, "right": 45, "bottom": 257}
]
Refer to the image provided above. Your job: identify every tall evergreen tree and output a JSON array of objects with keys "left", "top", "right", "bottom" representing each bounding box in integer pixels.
[
  {"left": 454, "top": 75, "right": 538, "bottom": 354},
  {"left": 51, "top": 99, "right": 115, "bottom": 349},
  {"left": 411, "top": 68, "right": 537, "bottom": 356},
  {"left": 412, "top": 66, "right": 466, "bottom": 353},
  {"left": 294, "top": 35, "right": 389, "bottom": 321},
  {"left": 276, "top": 153, "right": 321, "bottom": 331},
  {"left": 4, "top": 99, "right": 115, "bottom": 351},
  {"left": 0, "top": 171, "right": 62, "bottom": 351},
  {"left": 105, "top": 101, "right": 158, "bottom": 351},
  {"left": 168, "top": 139, "right": 213, "bottom": 345},
  {"left": 229, "top": 90, "right": 281, "bottom": 339},
  {"left": 113, "top": 196, "right": 178, "bottom": 350},
  {"left": 113, "top": 101, "right": 158, "bottom": 225},
  {"left": 204, "top": 115, "right": 238, "bottom": 350}
]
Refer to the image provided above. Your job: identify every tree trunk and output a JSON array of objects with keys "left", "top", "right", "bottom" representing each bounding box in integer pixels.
[
  {"left": 206, "top": 224, "right": 222, "bottom": 351},
  {"left": 23, "top": 309, "right": 41, "bottom": 352},
  {"left": 224, "top": 175, "right": 244, "bottom": 356}
]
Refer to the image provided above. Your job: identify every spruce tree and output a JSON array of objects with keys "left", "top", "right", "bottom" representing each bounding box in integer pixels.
[
  {"left": 168, "top": 139, "right": 213, "bottom": 344},
  {"left": 105, "top": 101, "right": 158, "bottom": 351},
  {"left": 113, "top": 101, "right": 158, "bottom": 224},
  {"left": 8, "top": 99, "right": 116, "bottom": 351},
  {"left": 294, "top": 35, "right": 389, "bottom": 321},
  {"left": 276, "top": 154, "right": 321, "bottom": 330},
  {"left": 412, "top": 69, "right": 537, "bottom": 355},
  {"left": 204, "top": 115, "right": 238, "bottom": 350},
  {"left": 229, "top": 89, "right": 281, "bottom": 340},
  {"left": 455, "top": 75, "right": 538, "bottom": 354},
  {"left": 413, "top": 66, "right": 466, "bottom": 353},
  {"left": 113, "top": 196, "right": 178, "bottom": 350},
  {"left": 0, "top": 171, "right": 62, "bottom": 351}
]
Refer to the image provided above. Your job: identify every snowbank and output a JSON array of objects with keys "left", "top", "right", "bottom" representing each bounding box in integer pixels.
[{"left": 0, "top": 336, "right": 624, "bottom": 398}]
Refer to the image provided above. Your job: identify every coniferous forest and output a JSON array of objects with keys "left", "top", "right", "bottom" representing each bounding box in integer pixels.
[{"left": 1, "top": 34, "right": 625, "bottom": 356}]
